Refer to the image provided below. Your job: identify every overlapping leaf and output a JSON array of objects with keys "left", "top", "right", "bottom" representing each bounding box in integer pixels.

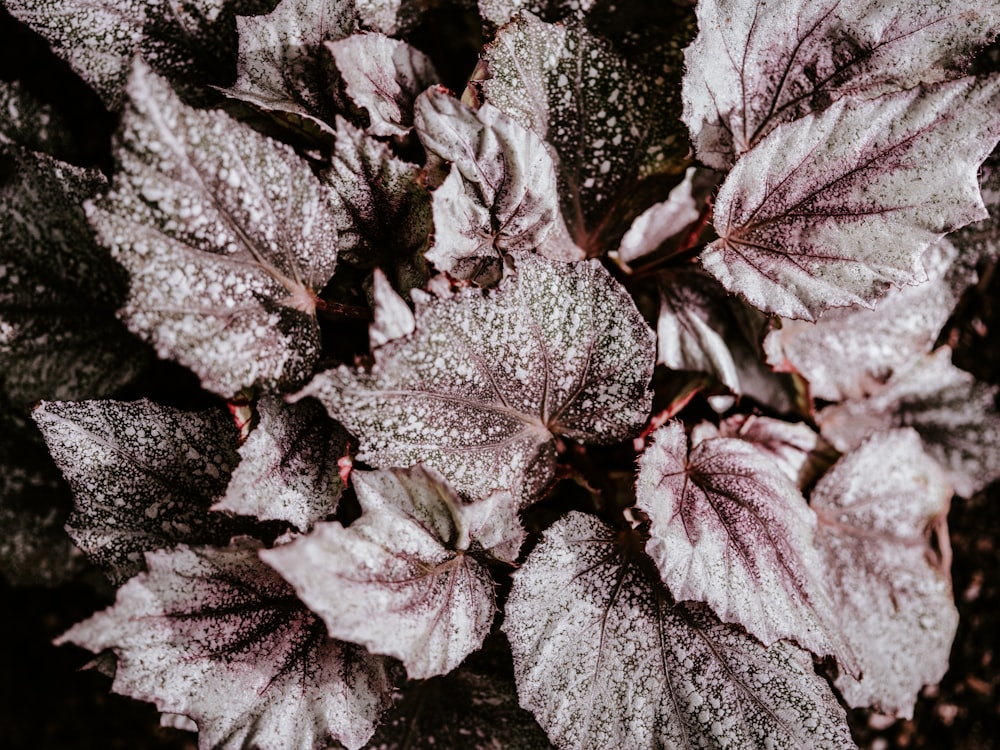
[
  {"left": 0, "top": 145, "right": 149, "bottom": 407},
  {"left": 683, "top": 0, "right": 1000, "bottom": 168},
  {"left": 702, "top": 77, "right": 1000, "bottom": 320},
  {"left": 476, "top": 12, "right": 689, "bottom": 253},
  {"left": 294, "top": 254, "right": 655, "bottom": 505},
  {"left": 355, "top": 0, "right": 422, "bottom": 36},
  {"left": 56, "top": 539, "right": 396, "bottom": 750},
  {"left": 32, "top": 399, "right": 253, "bottom": 584},
  {"left": 0, "top": 79, "right": 81, "bottom": 162},
  {"left": 327, "top": 32, "right": 437, "bottom": 138},
  {"left": 414, "top": 87, "right": 580, "bottom": 285},
  {"left": 224, "top": 0, "right": 355, "bottom": 138},
  {"left": 213, "top": 397, "right": 348, "bottom": 531},
  {"left": 90, "top": 60, "right": 341, "bottom": 396},
  {"left": 264, "top": 466, "right": 522, "bottom": 679},
  {"left": 817, "top": 347, "right": 1000, "bottom": 497},
  {"left": 503, "top": 512, "right": 855, "bottom": 749},
  {"left": 812, "top": 429, "right": 958, "bottom": 718},
  {"left": 636, "top": 421, "right": 854, "bottom": 670},
  {"left": 764, "top": 241, "right": 964, "bottom": 401}
]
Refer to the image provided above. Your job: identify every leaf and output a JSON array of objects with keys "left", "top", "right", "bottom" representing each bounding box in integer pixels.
[
  {"left": 322, "top": 117, "right": 431, "bottom": 289},
  {"left": 502, "top": 512, "right": 856, "bottom": 750},
  {"left": 32, "top": 398, "right": 255, "bottom": 585},
  {"left": 702, "top": 77, "right": 1000, "bottom": 320},
  {"left": 683, "top": 0, "right": 1000, "bottom": 169},
  {"left": 264, "top": 466, "right": 521, "bottom": 679},
  {"left": 414, "top": 86, "right": 581, "bottom": 285},
  {"left": 90, "top": 60, "right": 341, "bottom": 397},
  {"left": 355, "top": 0, "right": 423, "bottom": 36},
  {"left": 224, "top": 0, "right": 356, "bottom": 138},
  {"left": 4, "top": 0, "right": 267, "bottom": 111},
  {"left": 0, "top": 392, "right": 82, "bottom": 586},
  {"left": 294, "top": 253, "right": 655, "bottom": 505},
  {"left": 475, "top": 12, "right": 690, "bottom": 253},
  {"left": 636, "top": 421, "right": 854, "bottom": 671},
  {"left": 0, "top": 79, "right": 82, "bottom": 162},
  {"left": 56, "top": 538, "right": 396, "bottom": 750},
  {"left": 327, "top": 32, "right": 438, "bottom": 138},
  {"left": 655, "top": 267, "right": 802, "bottom": 414},
  {"left": 0, "top": 145, "right": 150, "bottom": 408},
  {"left": 812, "top": 429, "right": 957, "bottom": 718},
  {"left": 764, "top": 240, "right": 963, "bottom": 401},
  {"left": 817, "top": 346, "right": 1000, "bottom": 497},
  {"left": 369, "top": 268, "right": 415, "bottom": 348},
  {"left": 213, "top": 396, "right": 348, "bottom": 531}
]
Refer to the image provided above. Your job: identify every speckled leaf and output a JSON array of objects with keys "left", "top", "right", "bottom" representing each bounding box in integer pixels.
[
  {"left": 703, "top": 78, "right": 1000, "bottom": 320},
  {"left": 4, "top": 0, "right": 266, "bottom": 111},
  {"left": 0, "top": 146, "right": 149, "bottom": 408},
  {"left": 56, "top": 539, "right": 395, "bottom": 750},
  {"left": 817, "top": 347, "right": 1000, "bottom": 497},
  {"left": 656, "top": 267, "right": 800, "bottom": 414},
  {"left": 327, "top": 32, "right": 437, "bottom": 138},
  {"left": 0, "top": 393, "right": 82, "bottom": 586},
  {"left": 322, "top": 117, "right": 430, "bottom": 289},
  {"left": 91, "top": 60, "right": 340, "bottom": 397},
  {"left": 0, "top": 80, "right": 80, "bottom": 161},
  {"left": 213, "top": 397, "right": 347, "bottom": 531},
  {"left": 32, "top": 399, "right": 252, "bottom": 585},
  {"left": 636, "top": 421, "right": 854, "bottom": 670},
  {"left": 355, "top": 0, "right": 422, "bottom": 36},
  {"left": 414, "top": 87, "right": 580, "bottom": 285},
  {"left": 683, "top": 0, "right": 1000, "bottom": 169},
  {"left": 813, "top": 429, "right": 957, "bottom": 718},
  {"left": 503, "top": 512, "right": 856, "bottom": 750},
  {"left": 224, "top": 0, "right": 355, "bottom": 137},
  {"left": 764, "top": 241, "right": 962, "bottom": 401},
  {"left": 294, "top": 253, "right": 655, "bottom": 505},
  {"left": 264, "top": 466, "right": 522, "bottom": 679},
  {"left": 476, "top": 13, "right": 689, "bottom": 253}
]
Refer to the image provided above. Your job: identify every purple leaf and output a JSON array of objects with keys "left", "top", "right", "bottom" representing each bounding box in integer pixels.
[
  {"left": 293, "top": 254, "right": 655, "bottom": 505},
  {"left": 90, "top": 60, "right": 341, "bottom": 397},
  {"left": 703, "top": 77, "right": 1000, "bottom": 320},
  {"left": 503, "top": 512, "right": 855, "bottom": 749},
  {"left": 813, "top": 429, "right": 958, "bottom": 717},
  {"left": 263, "top": 466, "right": 522, "bottom": 679},
  {"left": 56, "top": 538, "right": 396, "bottom": 750},
  {"left": 636, "top": 421, "right": 856, "bottom": 672},
  {"left": 683, "top": 0, "right": 1000, "bottom": 168}
]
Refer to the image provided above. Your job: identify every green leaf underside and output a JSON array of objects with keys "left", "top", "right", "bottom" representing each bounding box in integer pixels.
[
  {"left": 263, "top": 466, "right": 522, "bottom": 679},
  {"left": 90, "top": 60, "right": 340, "bottom": 397},
  {"left": 478, "top": 13, "right": 689, "bottom": 253},
  {"left": 813, "top": 430, "right": 958, "bottom": 718},
  {"left": 32, "top": 399, "right": 254, "bottom": 585},
  {"left": 294, "top": 254, "right": 654, "bottom": 506},
  {"left": 56, "top": 539, "right": 395, "bottom": 750},
  {"left": 0, "top": 145, "right": 150, "bottom": 407},
  {"left": 683, "top": 0, "right": 1000, "bottom": 169},
  {"left": 503, "top": 512, "right": 855, "bottom": 749},
  {"left": 636, "top": 421, "right": 856, "bottom": 673},
  {"left": 703, "top": 77, "right": 1000, "bottom": 320}
]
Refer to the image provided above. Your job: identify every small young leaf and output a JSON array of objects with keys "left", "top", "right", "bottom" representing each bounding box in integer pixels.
[
  {"left": 703, "top": 77, "right": 1000, "bottom": 320},
  {"left": 327, "top": 32, "right": 438, "bottom": 138},
  {"left": 813, "top": 429, "right": 957, "bottom": 718},
  {"left": 414, "top": 87, "right": 580, "bottom": 285},
  {"left": 503, "top": 512, "right": 856, "bottom": 749},
  {"left": 294, "top": 254, "right": 655, "bottom": 505},
  {"left": 56, "top": 539, "right": 396, "bottom": 750},
  {"left": 32, "top": 399, "right": 249, "bottom": 584},
  {"left": 213, "top": 397, "right": 348, "bottom": 531},
  {"left": 263, "top": 466, "right": 522, "bottom": 679},
  {"left": 764, "top": 240, "right": 963, "bottom": 401},
  {"left": 817, "top": 347, "right": 1000, "bottom": 497},
  {"left": 683, "top": 0, "right": 1000, "bottom": 168},
  {"left": 636, "top": 421, "right": 855, "bottom": 671},
  {"left": 0, "top": 145, "right": 149, "bottom": 408},
  {"left": 369, "top": 268, "right": 416, "bottom": 347},
  {"left": 91, "top": 60, "right": 341, "bottom": 397},
  {"left": 224, "top": 0, "right": 356, "bottom": 137}
]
